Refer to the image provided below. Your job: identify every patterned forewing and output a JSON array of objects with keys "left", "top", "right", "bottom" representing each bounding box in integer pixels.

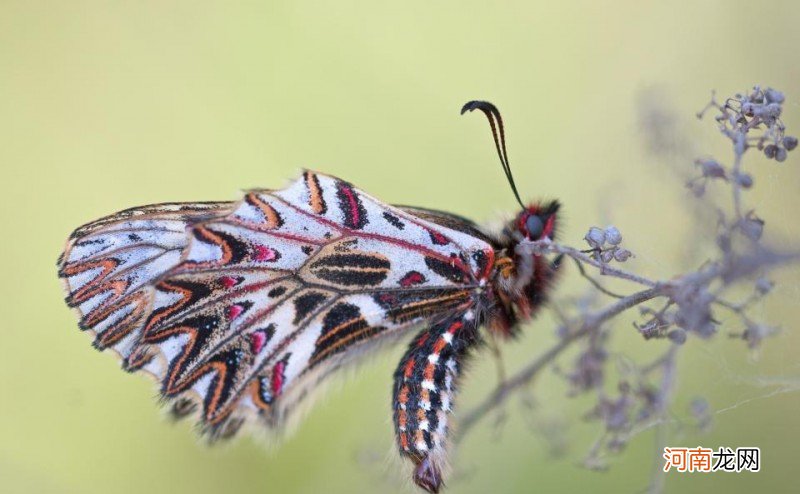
[{"left": 60, "top": 172, "right": 495, "bottom": 438}]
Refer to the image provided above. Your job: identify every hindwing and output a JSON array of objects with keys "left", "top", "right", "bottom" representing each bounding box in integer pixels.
[{"left": 59, "top": 201, "right": 234, "bottom": 359}]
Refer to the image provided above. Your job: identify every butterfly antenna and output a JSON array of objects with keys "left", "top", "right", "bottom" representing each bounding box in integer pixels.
[{"left": 461, "top": 100, "right": 525, "bottom": 209}]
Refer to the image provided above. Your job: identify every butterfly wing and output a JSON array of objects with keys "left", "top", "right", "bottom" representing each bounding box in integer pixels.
[
  {"left": 58, "top": 201, "right": 234, "bottom": 360},
  {"left": 59, "top": 171, "right": 496, "bottom": 439},
  {"left": 396, "top": 205, "right": 497, "bottom": 245}
]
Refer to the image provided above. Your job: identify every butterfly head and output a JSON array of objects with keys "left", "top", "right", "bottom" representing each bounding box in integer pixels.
[
  {"left": 462, "top": 100, "right": 563, "bottom": 331},
  {"left": 489, "top": 200, "right": 563, "bottom": 331},
  {"left": 517, "top": 200, "right": 560, "bottom": 241}
]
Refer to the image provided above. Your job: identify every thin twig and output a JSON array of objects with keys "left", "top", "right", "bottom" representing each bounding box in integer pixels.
[
  {"left": 572, "top": 257, "right": 626, "bottom": 298},
  {"left": 644, "top": 346, "right": 678, "bottom": 494},
  {"left": 537, "top": 242, "right": 657, "bottom": 288},
  {"left": 457, "top": 286, "right": 667, "bottom": 441}
]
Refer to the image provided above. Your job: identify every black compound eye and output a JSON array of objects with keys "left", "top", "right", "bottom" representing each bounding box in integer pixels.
[{"left": 525, "top": 214, "right": 544, "bottom": 239}]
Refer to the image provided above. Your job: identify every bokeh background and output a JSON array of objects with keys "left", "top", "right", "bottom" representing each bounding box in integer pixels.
[{"left": 2, "top": 1, "right": 799, "bottom": 493}]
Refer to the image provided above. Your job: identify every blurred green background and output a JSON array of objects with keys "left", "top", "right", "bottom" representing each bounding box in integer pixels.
[{"left": 2, "top": 1, "right": 799, "bottom": 493}]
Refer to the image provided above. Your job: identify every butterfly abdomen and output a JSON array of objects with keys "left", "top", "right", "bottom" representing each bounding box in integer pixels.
[{"left": 393, "top": 314, "right": 482, "bottom": 492}]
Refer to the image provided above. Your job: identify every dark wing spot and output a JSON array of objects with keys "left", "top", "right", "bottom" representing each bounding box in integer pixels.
[
  {"left": 313, "top": 268, "right": 387, "bottom": 286},
  {"left": 311, "top": 253, "right": 390, "bottom": 269},
  {"left": 321, "top": 303, "right": 361, "bottom": 332},
  {"left": 293, "top": 291, "right": 329, "bottom": 324},
  {"left": 75, "top": 238, "right": 105, "bottom": 247},
  {"left": 383, "top": 211, "right": 405, "bottom": 230},
  {"left": 310, "top": 303, "right": 385, "bottom": 365},
  {"left": 268, "top": 286, "right": 287, "bottom": 298},
  {"left": 310, "top": 252, "right": 390, "bottom": 287},
  {"left": 424, "top": 256, "right": 468, "bottom": 284}
]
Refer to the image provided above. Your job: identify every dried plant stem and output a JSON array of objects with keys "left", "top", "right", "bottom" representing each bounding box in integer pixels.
[
  {"left": 457, "top": 286, "right": 666, "bottom": 440},
  {"left": 645, "top": 346, "right": 678, "bottom": 494},
  {"left": 731, "top": 137, "right": 745, "bottom": 221},
  {"left": 540, "top": 243, "right": 657, "bottom": 288}
]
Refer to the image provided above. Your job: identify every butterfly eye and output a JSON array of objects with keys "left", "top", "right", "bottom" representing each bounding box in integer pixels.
[{"left": 525, "top": 214, "right": 544, "bottom": 239}]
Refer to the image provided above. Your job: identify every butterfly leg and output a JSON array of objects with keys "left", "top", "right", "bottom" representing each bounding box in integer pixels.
[{"left": 392, "top": 314, "right": 481, "bottom": 493}]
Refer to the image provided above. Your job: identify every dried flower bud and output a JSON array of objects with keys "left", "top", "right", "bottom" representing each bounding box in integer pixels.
[
  {"left": 569, "top": 348, "right": 607, "bottom": 392},
  {"left": 739, "top": 214, "right": 765, "bottom": 241},
  {"left": 690, "top": 396, "right": 713, "bottom": 432},
  {"left": 604, "top": 396, "right": 632, "bottom": 432},
  {"left": 735, "top": 172, "right": 753, "bottom": 188},
  {"left": 695, "top": 321, "right": 717, "bottom": 338},
  {"left": 755, "top": 277, "right": 774, "bottom": 295},
  {"left": 784, "top": 136, "right": 798, "bottom": 151},
  {"left": 691, "top": 397, "right": 709, "bottom": 414},
  {"left": 604, "top": 226, "right": 623, "bottom": 245},
  {"left": 775, "top": 147, "right": 788, "bottom": 162},
  {"left": 613, "top": 248, "right": 632, "bottom": 262},
  {"left": 585, "top": 227, "right": 606, "bottom": 249},
  {"left": 764, "top": 144, "right": 778, "bottom": 159},
  {"left": 690, "top": 397, "right": 710, "bottom": 417},
  {"left": 672, "top": 285, "right": 716, "bottom": 338},
  {"left": 765, "top": 88, "right": 785, "bottom": 104},
  {"left": 698, "top": 159, "right": 726, "bottom": 179},
  {"left": 667, "top": 329, "right": 687, "bottom": 345},
  {"left": 742, "top": 323, "right": 780, "bottom": 349},
  {"left": 607, "top": 437, "right": 628, "bottom": 453},
  {"left": 741, "top": 102, "right": 755, "bottom": 117},
  {"left": 600, "top": 249, "right": 615, "bottom": 263},
  {"left": 688, "top": 180, "right": 706, "bottom": 197},
  {"left": 764, "top": 103, "right": 782, "bottom": 118}
]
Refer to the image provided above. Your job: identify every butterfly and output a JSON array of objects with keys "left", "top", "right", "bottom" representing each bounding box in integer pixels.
[{"left": 57, "top": 101, "right": 561, "bottom": 493}]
